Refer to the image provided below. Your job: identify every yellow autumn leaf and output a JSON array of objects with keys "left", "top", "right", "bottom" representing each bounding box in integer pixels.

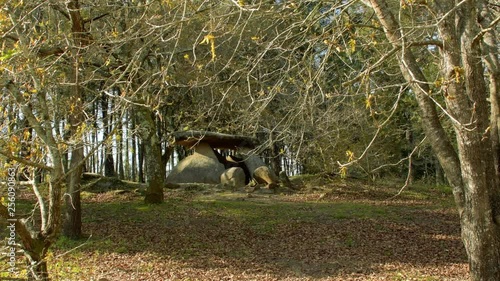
[
  {"left": 453, "top": 66, "right": 464, "bottom": 83},
  {"left": 365, "top": 94, "right": 374, "bottom": 109},
  {"left": 434, "top": 77, "right": 444, "bottom": 87},
  {"left": 200, "top": 34, "right": 215, "bottom": 45},
  {"left": 346, "top": 150, "right": 355, "bottom": 162},
  {"left": 200, "top": 34, "right": 216, "bottom": 61},
  {"left": 340, "top": 166, "right": 348, "bottom": 179},
  {"left": 23, "top": 129, "right": 30, "bottom": 140},
  {"left": 349, "top": 38, "right": 356, "bottom": 53},
  {"left": 210, "top": 42, "right": 216, "bottom": 60},
  {"left": 76, "top": 123, "right": 87, "bottom": 137}
]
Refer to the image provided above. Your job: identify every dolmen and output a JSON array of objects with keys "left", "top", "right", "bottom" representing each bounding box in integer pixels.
[{"left": 166, "top": 130, "right": 279, "bottom": 189}]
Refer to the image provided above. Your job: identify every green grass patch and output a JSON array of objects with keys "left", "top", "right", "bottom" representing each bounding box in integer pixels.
[
  {"left": 1, "top": 176, "right": 463, "bottom": 281},
  {"left": 202, "top": 199, "right": 397, "bottom": 221}
]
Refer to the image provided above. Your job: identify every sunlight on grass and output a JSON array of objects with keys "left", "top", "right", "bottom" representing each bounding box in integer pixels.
[
  {"left": 1, "top": 177, "right": 463, "bottom": 281},
  {"left": 135, "top": 205, "right": 152, "bottom": 212},
  {"left": 209, "top": 199, "right": 399, "bottom": 222}
]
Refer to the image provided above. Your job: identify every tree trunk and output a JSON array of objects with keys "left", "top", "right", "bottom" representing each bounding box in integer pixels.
[
  {"left": 92, "top": 100, "right": 99, "bottom": 173},
  {"left": 27, "top": 260, "right": 49, "bottom": 281},
  {"left": 136, "top": 106, "right": 164, "bottom": 203},
  {"left": 269, "top": 132, "right": 282, "bottom": 175},
  {"left": 405, "top": 128, "right": 415, "bottom": 184},
  {"left": 63, "top": 80, "right": 83, "bottom": 240},
  {"left": 3, "top": 1, "right": 88, "bottom": 278},
  {"left": 4, "top": 90, "right": 68, "bottom": 281},
  {"left": 101, "top": 94, "right": 116, "bottom": 177},
  {"left": 435, "top": 157, "right": 445, "bottom": 185},
  {"left": 23, "top": 238, "right": 50, "bottom": 281},
  {"left": 63, "top": 0, "right": 88, "bottom": 239},
  {"left": 1, "top": 183, "right": 55, "bottom": 281},
  {"left": 458, "top": 132, "right": 500, "bottom": 279},
  {"left": 477, "top": 0, "right": 500, "bottom": 179},
  {"left": 124, "top": 123, "right": 130, "bottom": 180},
  {"left": 118, "top": 127, "right": 125, "bottom": 179},
  {"left": 363, "top": 0, "right": 500, "bottom": 279},
  {"left": 453, "top": 2, "right": 500, "bottom": 278},
  {"left": 143, "top": 138, "right": 165, "bottom": 203},
  {"left": 63, "top": 142, "right": 83, "bottom": 239},
  {"left": 138, "top": 140, "right": 145, "bottom": 183},
  {"left": 130, "top": 109, "right": 137, "bottom": 181},
  {"left": 1, "top": 198, "right": 52, "bottom": 281}
]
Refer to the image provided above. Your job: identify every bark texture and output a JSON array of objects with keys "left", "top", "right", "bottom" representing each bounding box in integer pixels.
[
  {"left": 2, "top": 90, "right": 67, "bottom": 280},
  {"left": 363, "top": 0, "right": 500, "bottom": 279},
  {"left": 63, "top": 0, "right": 88, "bottom": 239},
  {"left": 137, "top": 106, "right": 165, "bottom": 204}
]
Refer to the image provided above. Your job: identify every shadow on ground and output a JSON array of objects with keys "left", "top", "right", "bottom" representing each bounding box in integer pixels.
[{"left": 46, "top": 182, "right": 469, "bottom": 281}]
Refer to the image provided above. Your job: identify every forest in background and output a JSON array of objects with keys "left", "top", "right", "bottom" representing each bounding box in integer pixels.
[
  {"left": 1, "top": 0, "right": 442, "bottom": 184},
  {"left": 1, "top": 0, "right": 499, "bottom": 280}
]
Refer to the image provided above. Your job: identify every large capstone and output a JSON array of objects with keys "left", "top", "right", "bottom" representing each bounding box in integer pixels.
[{"left": 173, "top": 130, "right": 258, "bottom": 150}]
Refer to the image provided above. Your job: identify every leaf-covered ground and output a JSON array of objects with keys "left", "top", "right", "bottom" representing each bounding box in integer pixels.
[{"left": 2, "top": 177, "right": 468, "bottom": 280}]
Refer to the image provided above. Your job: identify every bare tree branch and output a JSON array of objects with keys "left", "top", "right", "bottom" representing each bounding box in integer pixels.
[{"left": 0, "top": 150, "right": 53, "bottom": 171}]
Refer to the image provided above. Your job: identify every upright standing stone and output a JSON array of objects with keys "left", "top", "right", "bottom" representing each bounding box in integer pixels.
[
  {"left": 241, "top": 153, "right": 279, "bottom": 189},
  {"left": 220, "top": 167, "right": 246, "bottom": 188},
  {"left": 166, "top": 143, "right": 225, "bottom": 184}
]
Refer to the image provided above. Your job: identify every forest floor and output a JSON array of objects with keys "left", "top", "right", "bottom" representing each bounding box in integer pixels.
[{"left": 2, "top": 176, "right": 468, "bottom": 281}]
